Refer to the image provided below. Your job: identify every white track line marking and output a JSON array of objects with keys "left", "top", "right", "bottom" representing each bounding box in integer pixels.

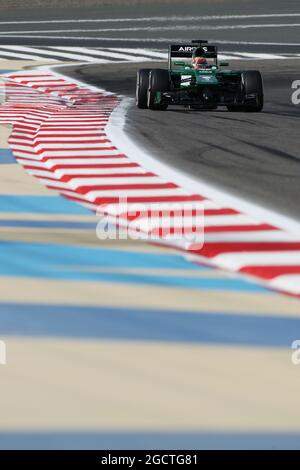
[
  {"left": 84, "top": 189, "right": 187, "bottom": 199},
  {"left": 233, "top": 52, "right": 284, "bottom": 59},
  {"left": 204, "top": 232, "right": 300, "bottom": 242},
  {"left": 0, "top": 14, "right": 300, "bottom": 25},
  {"left": 210, "top": 40, "right": 300, "bottom": 46},
  {"left": 0, "top": 45, "right": 102, "bottom": 62},
  {"left": 0, "top": 46, "right": 296, "bottom": 62},
  {"left": 1, "top": 24, "right": 300, "bottom": 35},
  {"left": 214, "top": 252, "right": 300, "bottom": 269},
  {"left": 271, "top": 275, "right": 300, "bottom": 294},
  {"left": 49, "top": 46, "right": 150, "bottom": 61},
  {"left": 0, "top": 49, "right": 57, "bottom": 60},
  {"left": 2, "top": 36, "right": 298, "bottom": 49},
  {"left": 107, "top": 48, "right": 167, "bottom": 59},
  {"left": 65, "top": 176, "right": 165, "bottom": 187}
]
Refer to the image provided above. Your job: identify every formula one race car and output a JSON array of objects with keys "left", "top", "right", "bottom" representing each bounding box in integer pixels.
[{"left": 136, "top": 40, "right": 264, "bottom": 112}]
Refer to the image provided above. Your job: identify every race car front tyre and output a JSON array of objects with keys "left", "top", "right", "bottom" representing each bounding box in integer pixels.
[
  {"left": 227, "top": 70, "right": 264, "bottom": 112},
  {"left": 136, "top": 69, "right": 151, "bottom": 109},
  {"left": 147, "top": 69, "right": 170, "bottom": 110}
]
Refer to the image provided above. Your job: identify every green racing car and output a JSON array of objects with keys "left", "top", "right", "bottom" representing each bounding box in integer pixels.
[{"left": 136, "top": 40, "right": 264, "bottom": 112}]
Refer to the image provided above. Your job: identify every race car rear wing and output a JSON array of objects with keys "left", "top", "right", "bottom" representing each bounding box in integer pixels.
[{"left": 168, "top": 43, "right": 218, "bottom": 69}]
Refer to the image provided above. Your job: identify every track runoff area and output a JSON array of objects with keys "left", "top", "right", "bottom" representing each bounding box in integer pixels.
[{"left": 1, "top": 62, "right": 300, "bottom": 296}]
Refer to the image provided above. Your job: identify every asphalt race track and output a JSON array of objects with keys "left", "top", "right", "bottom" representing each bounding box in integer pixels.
[
  {"left": 0, "top": 0, "right": 300, "bottom": 54},
  {"left": 64, "top": 59, "right": 300, "bottom": 220},
  {"left": 1, "top": 0, "right": 300, "bottom": 451},
  {"left": 16, "top": 0, "right": 294, "bottom": 220}
]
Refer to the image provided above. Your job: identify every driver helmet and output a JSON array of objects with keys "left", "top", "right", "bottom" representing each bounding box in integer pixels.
[{"left": 192, "top": 47, "right": 208, "bottom": 69}]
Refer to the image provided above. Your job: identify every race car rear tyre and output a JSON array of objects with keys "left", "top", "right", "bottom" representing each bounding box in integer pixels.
[
  {"left": 242, "top": 70, "right": 264, "bottom": 111},
  {"left": 147, "top": 69, "right": 170, "bottom": 110},
  {"left": 227, "top": 70, "right": 263, "bottom": 112},
  {"left": 136, "top": 69, "right": 151, "bottom": 109}
]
